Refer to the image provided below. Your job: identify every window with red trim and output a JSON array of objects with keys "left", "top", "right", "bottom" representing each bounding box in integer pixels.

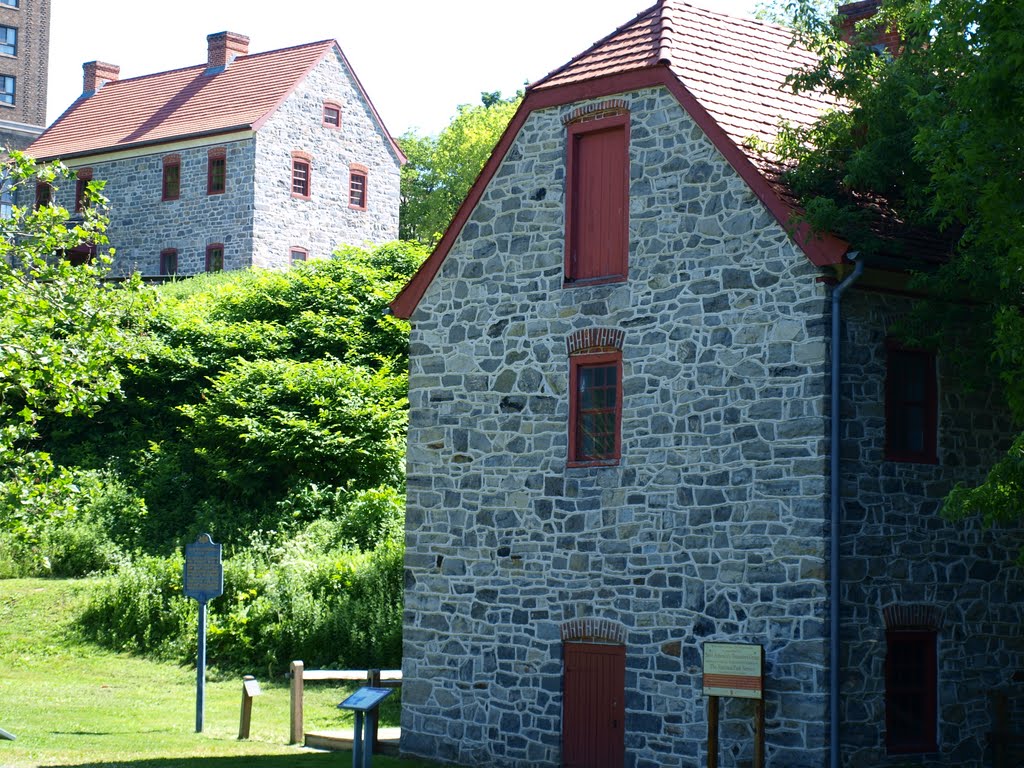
[
  {"left": 162, "top": 156, "right": 180, "bottom": 201},
  {"left": 323, "top": 102, "right": 341, "bottom": 128},
  {"left": 159, "top": 248, "right": 178, "bottom": 276},
  {"left": 289, "top": 247, "right": 308, "bottom": 264},
  {"left": 291, "top": 153, "right": 311, "bottom": 199},
  {"left": 565, "top": 114, "right": 629, "bottom": 284},
  {"left": 885, "top": 346, "right": 937, "bottom": 462},
  {"left": 885, "top": 629, "right": 937, "bottom": 753},
  {"left": 349, "top": 165, "right": 367, "bottom": 209},
  {"left": 569, "top": 351, "right": 622, "bottom": 465},
  {"left": 205, "top": 243, "right": 224, "bottom": 272},
  {"left": 74, "top": 169, "right": 92, "bottom": 212},
  {"left": 34, "top": 181, "right": 50, "bottom": 208},
  {"left": 207, "top": 150, "right": 226, "bottom": 195}
]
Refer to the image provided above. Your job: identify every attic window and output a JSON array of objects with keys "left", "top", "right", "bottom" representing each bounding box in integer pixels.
[
  {"left": 291, "top": 151, "right": 311, "bottom": 199},
  {"left": 323, "top": 102, "right": 341, "bottom": 129},
  {"left": 207, "top": 148, "right": 226, "bottom": 195},
  {"left": 564, "top": 113, "right": 629, "bottom": 285},
  {"left": 349, "top": 163, "right": 368, "bottom": 210},
  {"left": 162, "top": 155, "right": 180, "bottom": 201}
]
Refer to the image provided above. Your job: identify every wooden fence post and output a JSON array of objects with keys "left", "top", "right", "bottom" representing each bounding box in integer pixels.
[{"left": 289, "top": 660, "right": 304, "bottom": 745}]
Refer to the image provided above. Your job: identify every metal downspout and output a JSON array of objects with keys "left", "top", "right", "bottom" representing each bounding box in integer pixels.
[{"left": 829, "top": 253, "right": 863, "bottom": 768}]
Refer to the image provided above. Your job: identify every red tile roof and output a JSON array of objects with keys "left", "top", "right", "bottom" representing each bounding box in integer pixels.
[
  {"left": 531, "top": 0, "right": 836, "bottom": 164},
  {"left": 29, "top": 40, "right": 403, "bottom": 162}
]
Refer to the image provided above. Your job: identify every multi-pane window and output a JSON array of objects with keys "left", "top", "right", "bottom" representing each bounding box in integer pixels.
[
  {"left": 565, "top": 113, "right": 629, "bottom": 284},
  {"left": 34, "top": 181, "right": 50, "bottom": 208},
  {"left": 0, "top": 75, "right": 14, "bottom": 105},
  {"left": 290, "top": 247, "right": 308, "bottom": 264},
  {"left": 159, "top": 249, "right": 178, "bottom": 276},
  {"left": 162, "top": 156, "right": 180, "bottom": 201},
  {"left": 0, "top": 26, "right": 16, "bottom": 56},
  {"left": 291, "top": 152, "right": 311, "bottom": 199},
  {"left": 569, "top": 351, "right": 622, "bottom": 465},
  {"left": 349, "top": 165, "right": 367, "bottom": 209},
  {"left": 74, "top": 169, "right": 92, "bottom": 212},
  {"left": 885, "top": 630, "right": 938, "bottom": 753},
  {"left": 885, "top": 346, "right": 937, "bottom": 462},
  {"left": 205, "top": 244, "right": 224, "bottom": 272},
  {"left": 207, "top": 150, "right": 226, "bottom": 195},
  {"left": 323, "top": 102, "right": 341, "bottom": 128}
]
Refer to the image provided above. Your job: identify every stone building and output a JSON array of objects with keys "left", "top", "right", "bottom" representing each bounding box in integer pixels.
[
  {"left": 27, "top": 31, "right": 402, "bottom": 275},
  {"left": 0, "top": 0, "right": 49, "bottom": 152},
  {"left": 390, "top": 1, "right": 1024, "bottom": 767}
]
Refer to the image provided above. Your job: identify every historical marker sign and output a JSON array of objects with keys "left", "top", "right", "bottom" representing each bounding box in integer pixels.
[
  {"left": 339, "top": 686, "right": 394, "bottom": 713},
  {"left": 184, "top": 534, "right": 223, "bottom": 603},
  {"left": 702, "top": 642, "right": 764, "bottom": 700}
]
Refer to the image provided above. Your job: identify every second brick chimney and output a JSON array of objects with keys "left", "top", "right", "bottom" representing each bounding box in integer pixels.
[
  {"left": 82, "top": 61, "right": 120, "bottom": 95},
  {"left": 207, "top": 32, "right": 250, "bottom": 72}
]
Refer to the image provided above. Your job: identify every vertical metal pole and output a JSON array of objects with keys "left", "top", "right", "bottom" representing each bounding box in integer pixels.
[
  {"left": 352, "top": 711, "right": 364, "bottom": 768},
  {"left": 363, "top": 709, "right": 374, "bottom": 768},
  {"left": 196, "top": 600, "right": 207, "bottom": 733}
]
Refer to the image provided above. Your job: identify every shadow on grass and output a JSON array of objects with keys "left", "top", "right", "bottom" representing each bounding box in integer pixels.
[{"left": 38, "top": 753, "right": 437, "bottom": 768}]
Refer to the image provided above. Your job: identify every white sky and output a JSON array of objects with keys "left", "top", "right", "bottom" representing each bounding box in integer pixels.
[{"left": 47, "top": 0, "right": 759, "bottom": 138}]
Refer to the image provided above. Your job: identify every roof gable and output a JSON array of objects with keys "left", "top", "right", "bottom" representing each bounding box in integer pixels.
[
  {"left": 29, "top": 40, "right": 404, "bottom": 163},
  {"left": 391, "top": 0, "right": 850, "bottom": 318}
]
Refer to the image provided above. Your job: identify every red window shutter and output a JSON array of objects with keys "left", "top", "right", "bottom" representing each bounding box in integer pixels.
[
  {"left": 885, "top": 345, "right": 937, "bottom": 463},
  {"left": 566, "top": 115, "right": 629, "bottom": 282}
]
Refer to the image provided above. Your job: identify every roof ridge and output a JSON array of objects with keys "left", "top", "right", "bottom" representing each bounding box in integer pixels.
[{"left": 528, "top": 2, "right": 661, "bottom": 91}]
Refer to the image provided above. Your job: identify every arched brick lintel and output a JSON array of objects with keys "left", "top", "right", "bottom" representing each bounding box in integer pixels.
[
  {"left": 562, "top": 99, "right": 630, "bottom": 125},
  {"left": 883, "top": 604, "right": 944, "bottom": 631},
  {"left": 561, "top": 618, "right": 627, "bottom": 645},
  {"left": 567, "top": 327, "right": 625, "bottom": 356}
]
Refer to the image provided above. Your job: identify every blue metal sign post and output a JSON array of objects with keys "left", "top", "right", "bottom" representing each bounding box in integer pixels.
[
  {"left": 183, "top": 534, "right": 223, "bottom": 733},
  {"left": 338, "top": 687, "right": 394, "bottom": 768}
]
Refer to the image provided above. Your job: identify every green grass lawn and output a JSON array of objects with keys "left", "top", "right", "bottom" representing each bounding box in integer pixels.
[{"left": 0, "top": 579, "right": 439, "bottom": 768}]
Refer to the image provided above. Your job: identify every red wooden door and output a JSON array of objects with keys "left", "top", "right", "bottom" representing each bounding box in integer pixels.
[
  {"left": 569, "top": 122, "right": 628, "bottom": 280},
  {"left": 563, "top": 642, "right": 625, "bottom": 768}
]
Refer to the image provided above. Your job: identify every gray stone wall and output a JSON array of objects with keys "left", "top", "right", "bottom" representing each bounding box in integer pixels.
[
  {"left": 402, "top": 86, "right": 833, "bottom": 768},
  {"left": 55, "top": 138, "right": 256, "bottom": 275},
  {"left": 838, "top": 291, "right": 1024, "bottom": 767},
  {"left": 252, "top": 46, "right": 401, "bottom": 269}
]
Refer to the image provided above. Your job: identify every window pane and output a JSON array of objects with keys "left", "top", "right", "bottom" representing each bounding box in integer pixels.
[
  {"left": 292, "top": 161, "right": 309, "bottom": 196},
  {"left": 349, "top": 172, "right": 366, "bottom": 207},
  {"left": 163, "top": 163, "right": 179, "bottom": 199},
  {"left": 0, "top": 27, "right": 16, "bottom": 57},
  {"left": 575, "top": 362, "right": 618, "bottom": 460},
  {"left": 208, "top": 157, "right": 225, "bottom": 194},
  {"left": 324, "top": 106, "right": 340, "bottom": 126},
  {"left": 0, "top": 75, "right": 15, "bottom": 104}
]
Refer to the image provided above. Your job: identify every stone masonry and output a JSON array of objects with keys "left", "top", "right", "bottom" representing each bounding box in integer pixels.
[
  {"left": 402, "top": 86, "right": 833, "bottom": 768},
  {"left": 46, "top": 46, "right": 400, "bottom": 275}
]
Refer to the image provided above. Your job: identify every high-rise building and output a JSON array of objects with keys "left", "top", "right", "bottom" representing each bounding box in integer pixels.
[{"left": 0, "top": 0, "right": 49, "bottom": 151}]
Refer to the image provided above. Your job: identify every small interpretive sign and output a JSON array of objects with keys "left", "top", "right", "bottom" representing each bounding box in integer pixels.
[
  {"left": 183, "top": 533, "right": 223, "bottom": 603},
  {"left": 702, "top": 642, "right": 764, "bottom": 700},
  {"left": 338, "top": 686, "right": 394, "bottom": 712}
]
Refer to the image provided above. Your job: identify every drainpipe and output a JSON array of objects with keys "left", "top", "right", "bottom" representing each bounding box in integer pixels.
[{"left": 829, "top": 252, "right": 862, "bottom": 768}]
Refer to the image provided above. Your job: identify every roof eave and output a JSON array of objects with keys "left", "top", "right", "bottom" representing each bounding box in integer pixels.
[{"left": 30, "top": 125, "right": 255, "bottom": 163}]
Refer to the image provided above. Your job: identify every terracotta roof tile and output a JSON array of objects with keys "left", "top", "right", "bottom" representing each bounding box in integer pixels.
[
  {"left": 531, "top": 0, "right": 836, "bottom": 161},
  {"left": 29, "top": 40, "right": 336, "bottom": 159}
]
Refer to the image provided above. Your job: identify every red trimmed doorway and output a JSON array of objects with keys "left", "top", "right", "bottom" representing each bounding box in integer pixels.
[{"left": 563, "top": 642, "right": 625, "bottom": 768}]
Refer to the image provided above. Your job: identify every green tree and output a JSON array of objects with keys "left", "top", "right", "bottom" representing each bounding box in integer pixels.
[
  {"left": 399, "top": 91, "right": 522, "bottom": 245},
  {"left": 0, "top": 151, "right": 150, "bottom": 541},
  {"left": 773, "top": 0, "right": 1024, "bottom": 538}
]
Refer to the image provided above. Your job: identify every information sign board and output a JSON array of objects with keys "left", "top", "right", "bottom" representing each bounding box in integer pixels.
[
  {"left": 702, "top": 642, "right": 764, "bottom": 700},
  {"left": 338, "top": 687, "right": 394, "bottom": 712},
  {"left": 183, "top": 534, "right": 223, "bottom": 603}
]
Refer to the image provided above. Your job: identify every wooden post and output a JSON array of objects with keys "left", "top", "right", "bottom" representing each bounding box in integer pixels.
[
  {"left": 289, "top": 660, "right": 304, "bottom": 745},
  {"left": 707, "top": 695, "right": 719, "bottom": 768},
  {"left": 754, "top": 698, "right": 765, "bottom": 768},
  {"left": 368, "top": 668, "right": 381, "bottom": 754},
  {"left": 238, "top": 675, "right": 256, "bottom": 740}
]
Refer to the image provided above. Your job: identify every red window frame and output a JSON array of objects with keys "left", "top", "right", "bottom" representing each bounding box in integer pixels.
[
  {"left": 34, "top": 181, "right": 51, "bottom": 208},
  {"left": 349, "top": 164, "right": 368, "bottom": 210},
  {"left": 205, "top": 243, "right": 224, "bottom": 272},
  {"left": 162, "top": 155, "right": 180, "bottom": 201},
  {"left": 159, "top": 248, "right": 178, "bottom": 276},
  {"left": 885, "top": 345, "right": 937, "bottom": 463},
  {"left": 323, "top": 101, "right": 341, "bottom": 129},
  {"left": 564, "top": 113, "right": 629, "bottom": 286},
  {"left": 885, "top": 629, "right": 938, "bottom": 754},
  {"left": 291, "top": 151, "right": 311, "bottom": 199},
  {"left": 289, "top": 246, "right": 308, "bottom": 264},
  {"left": 207, "top": 148, "right": 226, "bottom": 195},
  {"left": 568, "top": 350, "right": 622, "bottom": 467},
  {"left": 74, "top": 168, "right": 92, "bottom": 212}
]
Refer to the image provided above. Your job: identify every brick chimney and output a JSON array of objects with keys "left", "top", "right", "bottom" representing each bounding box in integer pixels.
[
  {"left": 82, "top": 61, "right": 120, "bottom": 95},
  {"left": 837, "top": 0, "right": 901, "bottom": 54},
  {"left": 207, "top": 32, "right": 249, "bottom": 71}
]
